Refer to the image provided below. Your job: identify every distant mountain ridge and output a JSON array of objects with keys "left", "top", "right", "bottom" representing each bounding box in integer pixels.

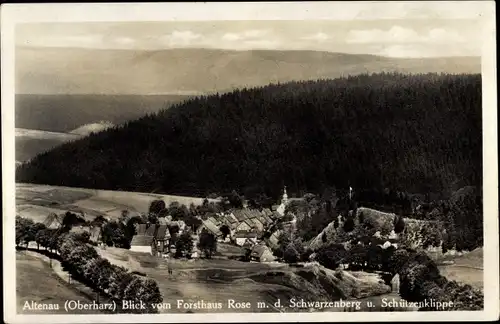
[{"left": 16, "top": 46, "right": 481, "bottom": 95}]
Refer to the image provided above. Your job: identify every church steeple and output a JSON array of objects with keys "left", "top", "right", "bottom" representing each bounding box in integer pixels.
[{"left": 282, "top": 186, "right": 288, "bottom": 205}]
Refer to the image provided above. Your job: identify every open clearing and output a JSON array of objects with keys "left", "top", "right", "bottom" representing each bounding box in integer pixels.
[
  {"left": 16, "top": 251, "right": 97, "bottom": 314},
  {"left": 16, "top": 183, "right": 219, "bottom": 222},
  {"left": 96, "top": 247, "right": 391, "bottom": 313},
  {"left": 437, "top": 248, "right": 483, "bottom": 291}
]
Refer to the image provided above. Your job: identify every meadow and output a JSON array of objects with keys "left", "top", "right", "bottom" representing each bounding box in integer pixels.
[
  {"left": 16, "top": 251, "right": 98, "bottom": 314},
  {"left": 96, "top": 246, "right": 391, "bottom": 313},
  {"left": 16, "top": 183, "right": 219, "bottom": 222}
]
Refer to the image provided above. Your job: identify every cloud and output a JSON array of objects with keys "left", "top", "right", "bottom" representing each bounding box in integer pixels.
[
  {"left": 221, "top": 29, "right": 269, "bottom": 41},
  {"left": 112, "top": 37, "right": 136, "bottom": 46},
  {"left": 377, "top": 44, "right": 428, "bottom": 58},
  {"left": 160, "top": 30, "right": 203, "bottom": 46},
  {"left": 302, "top": 32, "right": 331, "bottom": 42},
  {"left": 347, "top": 26, "right": 466, "bottom": 45},
  {"left": 376, "top": 42, "right": 476, "bottom": 58}
]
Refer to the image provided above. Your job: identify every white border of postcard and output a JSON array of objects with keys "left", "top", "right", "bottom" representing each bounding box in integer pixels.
[{"left": 2, "top": 1, "right": 498, "bottom": 323}]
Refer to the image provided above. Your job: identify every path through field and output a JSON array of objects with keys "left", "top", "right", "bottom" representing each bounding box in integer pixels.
[{"left": 16, "top": 250, "right": 101, "bottom": 314}]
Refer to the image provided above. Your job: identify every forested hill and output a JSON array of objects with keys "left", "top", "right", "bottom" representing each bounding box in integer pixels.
[{"left": 16, "top": 73, "right": 482, "bottom": 200}]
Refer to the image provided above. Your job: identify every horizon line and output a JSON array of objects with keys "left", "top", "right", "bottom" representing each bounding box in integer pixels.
[{"left": 15, "top": 45, "right": 481, "bottom": 59}]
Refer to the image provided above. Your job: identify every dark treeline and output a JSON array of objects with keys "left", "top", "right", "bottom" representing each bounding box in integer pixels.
[{"left": 17, "top": 73, "right": 482, "bottom": 201}]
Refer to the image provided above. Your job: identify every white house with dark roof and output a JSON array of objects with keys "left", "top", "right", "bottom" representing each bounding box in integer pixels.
[
  {"left": 130, "top": 224, "right": 171, "bottom": 255},
  {"left": 234, "top": 231, "right": 258, "bottom": 246},
  {"left": 250, "top": 243, "right": 276, "bottom": 262}
]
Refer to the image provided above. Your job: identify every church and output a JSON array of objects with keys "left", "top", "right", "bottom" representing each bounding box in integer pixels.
[{"left": 276, "top": 186, "right": 289, "bottom": 216}]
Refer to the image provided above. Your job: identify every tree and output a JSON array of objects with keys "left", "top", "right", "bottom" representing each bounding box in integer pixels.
[
  {"left": 225, "top": 190, "right": 243, "bottom": 209},
  {"left": 149, "top": 200, "right": 166, "bottom": 216},
  {"left": 394, "top": 215, "right": 405, "bottom": 234},
  {"left": 343, "top": 217, "right": 355, "bottom": 232},
  {"left": 316, "top": 243, "right": 347, "bottom": 270},
  {"left": 28, "top": 222, "right": 46, "bottom": 249},
  {"left": 91, "top": 215, "right": 107, "bottom": 228},
  {"left": 101, "top": 221, "right": 127, "bottom": 247},
  {"left": 73, "top": 231, "right": 91, "bottom": 244},
  {"left": 388, "top": 249, "right": 411, "bottom": 275},
  {"left": 16, "top": 216, "right": 35, "bottom": 247},
  {"left": 140, "top": 279, "right": 163, "bottom": 313},
  {"left": 35, "top": 228, "right": 50, "bottom": 250},
  {"left": 168, "top": 202, "right": 189, "bottom": 221},
  {"left": 184, "top": 215, "right": 202, "bottom": 233},
  {"left": 197, "top": 229, "right": 217, "bottom": 259},
  {"left": 283, "top": 244, "right": 300, "bottom": 264},
  {"left": 82, "top": 257, "right": 102, "bottom": 286},
  {"left": 175, "top": 232, "right": 194, "bottom": 258},
  {"left": 125, "top": 216, "right": 142, "bottom": 240},
  {"left": 62, "top": 211, "right": 85, "bottom": 230},
  {"left": 219, "top": 225, "right": 230, "bottom": 240}
]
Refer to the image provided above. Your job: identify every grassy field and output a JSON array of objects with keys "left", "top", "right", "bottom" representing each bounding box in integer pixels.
[
  {"left": 96, "top": 246, "right": 391, "bottom": 313},
  {"left": 16, "top": 251, "right": 98, "bottom": 314},
  {"left": 15, "top": 183, "right": 219, "bottom": 222},
  {"left": 437, "top": 248, "right": 483, "bottom": 291}
]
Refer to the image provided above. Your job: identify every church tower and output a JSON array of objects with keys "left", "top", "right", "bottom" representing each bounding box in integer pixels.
[
  {"left": 277, "top": 186, "right": 289, "bottom": 217},
  {"left": 281, "top": 186, "right": 288, "bottom": 206}
]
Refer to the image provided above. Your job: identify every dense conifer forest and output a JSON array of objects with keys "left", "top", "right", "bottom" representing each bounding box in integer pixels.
[{"left": 16, "top": 73, "right": 482, "bottom": 201}]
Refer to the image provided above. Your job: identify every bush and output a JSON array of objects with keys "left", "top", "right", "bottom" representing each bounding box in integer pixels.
[{"left": 283, "top": 244, "right": 300, "bottom": 264}]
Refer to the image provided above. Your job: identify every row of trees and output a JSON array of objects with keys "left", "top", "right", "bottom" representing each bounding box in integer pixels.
[{"left": 15, "top": 216, "right": 163, "bottom": 313}]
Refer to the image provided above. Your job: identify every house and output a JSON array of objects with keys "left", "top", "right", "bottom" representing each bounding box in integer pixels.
[
  {"left": 257, "top": 213, "right": 272, "bottom": 226},
  {"left": 266, "top": 230, "right": 282, "bottom": 250},
  {"left": 130, "top": 224, "right": 171, "bottom": 255},
  {"left": 250, "top": 244, "right": 276, "bottom": 262},
  {"left": 234, "top": 231, "right": 258, "bottom": 246},
  {"left": 235, "top": 221, "right": 252, "bottom": 232},
  {"left": 248, "top": 217, "right": 265, "bottom": 232},
  {"left": 130, "top": 234, "right": 155, "bottom": 253},
  {"left": 152, "top": 225, "right": 171, "bottom": 256},
  {"left": 43, "top": 213, "right": 62, "bottom": 229},
  {"left": 262, "top": 208, "right": 274, "bottom": 218},
  {"left": 207, "top": 216, "right": 221, "bottom": 226},
  {"left": 198, "top": 219, "right": 222, "bottom": 237},
  {"left": 232, "top": 210, "right": 249, "bottom": 223},
  {"left": 89, "top": 226, "right": 102, "bottom": 244},
  {"left": 226, "top": 212, "right": 239, "bottom": 225},
  {"left": 391, "top": 274, "right": 400, "bottom": 293}
]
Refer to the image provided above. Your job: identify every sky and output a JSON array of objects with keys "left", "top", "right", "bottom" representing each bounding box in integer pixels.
[{"left": 13, "top": 1, "right": 487, "bottom": 58}]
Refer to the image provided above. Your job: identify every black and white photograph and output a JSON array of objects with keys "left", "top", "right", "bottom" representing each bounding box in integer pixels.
[{"left": 2, "top": 2, "right": 498, "bottom": 323}]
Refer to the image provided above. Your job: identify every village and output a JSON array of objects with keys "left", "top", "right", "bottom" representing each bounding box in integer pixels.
[
  {"left": 38, "top": 187, "right": 299, "bottom": 264},
  {"left": 125, "top": 187, "right": 296, "bottom": 263}
]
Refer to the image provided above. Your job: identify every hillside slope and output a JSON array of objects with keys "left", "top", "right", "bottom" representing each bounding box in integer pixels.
[
  {"left": 96, "top": 247, "right": 390, "bottom": 313},
  {"left": 17, "top": 47, "right": 480, "bottom": 95},
  {"left": 308, "top": 207, "right": 445, "bottom": 251},
  {"left": 16, "top": 73, "right": 482, "bottom": 198}
]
